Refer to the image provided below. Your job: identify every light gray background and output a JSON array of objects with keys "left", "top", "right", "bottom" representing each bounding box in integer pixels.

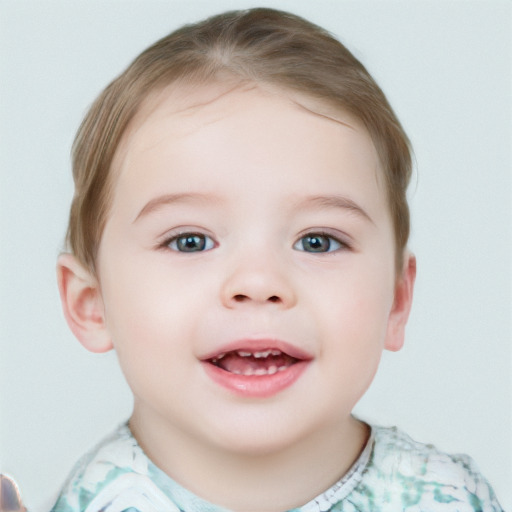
[{"left": 0, "top": 1, "right": 510, "bottom": 510}]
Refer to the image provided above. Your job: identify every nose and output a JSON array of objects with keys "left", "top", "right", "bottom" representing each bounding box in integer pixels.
[{"left": 220, "top": 252, "right": 297, "bottom": 309}]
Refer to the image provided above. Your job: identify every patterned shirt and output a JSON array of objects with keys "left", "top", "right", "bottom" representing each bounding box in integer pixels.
[{"left": 50, "top": 423, "right": 503, "bottom": 512}]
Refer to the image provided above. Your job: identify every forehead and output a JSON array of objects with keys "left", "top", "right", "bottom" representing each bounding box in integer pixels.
[
  {"left": 115, "top": 80, "right": 380, "bottom": 173},
  {"left": 109, "top": 81, "right": 385, "bottom": 216}
]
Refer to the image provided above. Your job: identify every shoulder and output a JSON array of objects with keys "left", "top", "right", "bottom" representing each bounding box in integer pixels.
[
  {"left": 49, "top": 423, "right": 177, "bottom": 512},
  {"left": 352, "top": 425, "right": 503, "bottom": 511}
]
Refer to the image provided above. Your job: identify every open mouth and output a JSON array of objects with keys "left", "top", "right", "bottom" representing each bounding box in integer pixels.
[
  {"left": 202, "top": 342, "right": 311, "bottom": 397},
  {"left": 208, "top": 349, "right": 300, "bottom": 376}
]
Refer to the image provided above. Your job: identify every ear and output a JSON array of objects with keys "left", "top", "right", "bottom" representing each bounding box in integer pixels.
[
  {"left": 384, "top": 252, "right": 416, "bottom": 352},
  {"left": 57, "top": 253, "right": 113, "bottom": 353}
]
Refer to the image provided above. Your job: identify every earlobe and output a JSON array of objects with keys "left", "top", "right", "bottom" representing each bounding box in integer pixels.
[
  {"left": 57, "top": 253, "right": 113, "bottom": 353},
  {"left": 384, "top": 252, "right": 416, "bottom": 352}
]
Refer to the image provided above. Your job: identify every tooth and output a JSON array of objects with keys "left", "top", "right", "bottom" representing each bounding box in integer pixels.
[
  {"left": 254, "top": 350, "right": 271, "bottom": 358},
  {"left": 267, "top": 365, "right": 277, "bottom": 375},
  {"left": 243, "top": 367, "right": 254, "bottom": 376},
  {"left": 271, "top": 350, "right": 281, "bottom": 356},
  {"left": 237, "top": 351, "right": 252, "bottom": 357},
  {"left": 254, "top": 368, "right": 267, "bottom": 375},
  {"left": 278, "top": 365, "right": 288, "bottom": 372},
  {"left": 232, "top": 369, "right": 242, "bottom": 375},
  {"left": 216, "top": 353, "right": 226, "bottom": 360}
]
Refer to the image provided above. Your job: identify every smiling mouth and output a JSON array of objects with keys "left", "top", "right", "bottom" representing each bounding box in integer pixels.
[{"left": 208, "top": 349, "right": 300, "bottom": 376}]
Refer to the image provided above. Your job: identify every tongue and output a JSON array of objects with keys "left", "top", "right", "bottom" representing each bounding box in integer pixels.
[{"left": 216, "top": 352, "right": 296, "bottom": 375}]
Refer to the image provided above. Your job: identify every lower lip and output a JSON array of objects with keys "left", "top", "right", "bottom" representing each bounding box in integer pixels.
[{"left": 202, "top": 361, "right": 309, "bottom": 398}]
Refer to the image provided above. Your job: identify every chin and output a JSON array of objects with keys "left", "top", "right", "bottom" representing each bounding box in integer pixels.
[
  {"left": 215, "top": 432, "right": 301, "bottom": 457},
  {"left": 202, "top": 410, "right": 322, "bottom": 458}
]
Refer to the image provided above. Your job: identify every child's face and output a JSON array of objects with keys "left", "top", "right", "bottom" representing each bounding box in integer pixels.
[{"left": 94, "top": 82, "right": 409, "bottom": 454}]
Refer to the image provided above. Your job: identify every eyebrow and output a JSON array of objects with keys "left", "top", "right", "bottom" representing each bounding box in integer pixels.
[
  {"left": 292, "top": 195, "right": 374, "bottom": 224},
  {"left": 134, "top": 192, "right": 373, "bottom": 224},
  {"left": 133, "top": 193, "right": 220, "bottom": 223}
]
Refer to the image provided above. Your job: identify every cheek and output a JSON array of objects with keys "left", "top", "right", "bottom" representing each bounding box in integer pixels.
[
  {"left": 99, "top": 254, "right": 212, "bottom": 364},
  {"left": 312, "top": 257, "right": 395, "bottom": 359},
  {"left": 320, "top": 255, "right": 393, "bottom": 314},
  {"left": 104, "top": 276, "right": 197, "bottom": 403},
  {"left": 315, "top": 288, "right": 390, "bottom": 409}
]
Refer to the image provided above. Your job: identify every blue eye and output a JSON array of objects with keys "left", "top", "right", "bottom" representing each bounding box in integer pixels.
[
  {"left": 167, "top": 233, "right": 215, "bottom": 252},
  {"left": 294, "top": 234, "right": 343, "bottom": 253}
]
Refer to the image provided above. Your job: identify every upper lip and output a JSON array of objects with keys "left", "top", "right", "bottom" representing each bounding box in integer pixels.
[{"left": 200, "top": 338, "right": 313, "bottom": 362}]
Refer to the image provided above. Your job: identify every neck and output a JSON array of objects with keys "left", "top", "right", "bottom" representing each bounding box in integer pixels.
[{"left": 130, "top": 409, "right": 369, "bottom": 512}]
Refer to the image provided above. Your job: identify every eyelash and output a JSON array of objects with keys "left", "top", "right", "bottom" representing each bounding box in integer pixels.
[
  {"left": 162, "top": 232, "right": 216, "bottom": 253},
  {"left": 159, "top": 230, "right": 349, "bottom": 254},
  {"left": 293, "top": 232, "right": 349, "bottom": 253}
]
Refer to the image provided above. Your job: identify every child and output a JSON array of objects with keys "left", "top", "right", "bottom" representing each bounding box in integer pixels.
[{"left": 51, "top": 7, "right": 503, "bottom": 512}]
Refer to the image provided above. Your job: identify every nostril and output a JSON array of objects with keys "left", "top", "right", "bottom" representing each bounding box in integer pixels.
[{"left": 231, "top": 294, "right": 281, "bottom": 303}]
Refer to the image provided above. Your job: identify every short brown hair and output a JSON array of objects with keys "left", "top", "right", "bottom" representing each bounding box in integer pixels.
[{"left": 68, "top": 8, "right": 412, "bottom": 274}]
